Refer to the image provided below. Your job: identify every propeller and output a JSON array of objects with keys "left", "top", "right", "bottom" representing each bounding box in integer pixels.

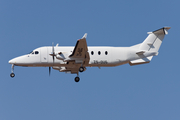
[
  {"left": 52, "top": 42, "right": 55, "bottom": 62},
  {"left": 49, "top": 42, "right": 56, "bottom": 62},
  {"left": 49, "top": 42, "right": 56, "bottom": 76}
]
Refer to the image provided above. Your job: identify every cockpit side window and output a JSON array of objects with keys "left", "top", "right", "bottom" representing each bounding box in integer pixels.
[{"left": 35, "top": 51, "right": 39, "bottom": 54}]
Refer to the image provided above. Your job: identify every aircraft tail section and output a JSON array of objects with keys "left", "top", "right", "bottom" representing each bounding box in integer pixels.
[
  {"left": 139, "top": 27, "right": 170, "bottom": 52},
  {"left": 129, "top": 27, "right": 170, "bottom": 66}
]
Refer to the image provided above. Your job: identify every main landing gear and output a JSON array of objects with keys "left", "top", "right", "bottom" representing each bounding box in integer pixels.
[
  {"left": 74, "top": 76, "right": 80, "bottom": 82},
  {"left": 10, "top": 64, "right": 15, "bottom": 78},
  {"left": 79, "top": 67, "right": 84, "bottom": 72},
  {"left": 74, "top": 66, "right": 85, "bottom": 82}
]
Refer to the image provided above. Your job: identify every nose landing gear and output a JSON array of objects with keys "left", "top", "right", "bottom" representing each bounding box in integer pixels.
[{"left": 10, "top": 64, "right": 15, "bottom": 78}]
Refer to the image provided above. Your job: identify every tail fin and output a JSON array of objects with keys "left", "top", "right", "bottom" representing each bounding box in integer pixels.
[
  {"left": 139, "top": 27, "right": 170, "bottom": 52},
  {"left": 129, "top": 27, "right": 170, "bottom": 66}
]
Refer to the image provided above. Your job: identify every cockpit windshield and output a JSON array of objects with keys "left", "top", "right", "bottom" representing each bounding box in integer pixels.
[
  {"left": 29, "top": 51, "right": 34, "bottom": 54},
  {"left": 29, "top": 51, "right": 39, "bottom": 55}
]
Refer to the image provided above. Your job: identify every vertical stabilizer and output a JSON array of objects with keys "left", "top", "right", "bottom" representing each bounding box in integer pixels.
[
  {"left": 139, "top": 27, "right": 170, "bottom": 52},
  {"left": 129, "top": 27, "right": 170, "bottom": 66}
]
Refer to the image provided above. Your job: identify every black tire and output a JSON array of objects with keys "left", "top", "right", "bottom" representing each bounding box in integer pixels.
[
  {"left": 10, "top": 73, "right": 15, "bottom": 78},
  {"left": 74, "top": 77, "right": 80, "bottom": 82},
  {"left": 79, "top": 67, "right": 84, "bottom": 72}
]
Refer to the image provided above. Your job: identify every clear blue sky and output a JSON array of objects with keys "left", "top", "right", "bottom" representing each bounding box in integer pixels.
[{"left": 1, "top": 0, "right": 180, "bottom": 120}]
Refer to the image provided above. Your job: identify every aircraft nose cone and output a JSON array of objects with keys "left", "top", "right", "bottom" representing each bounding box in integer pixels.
[
  {"left": 8, "top": 59, "right": 14, "bottom": 64},
  {"left": 8, "top": 55, "right": 28, "bottom": 65},
  {"left": 8, "top": 57, "right": 19, "bottom": 64}
]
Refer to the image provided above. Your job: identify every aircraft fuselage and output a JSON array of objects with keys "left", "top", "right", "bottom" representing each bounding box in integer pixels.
[{"left": 9, "top": 46, "right": 137, "bottom": 67}]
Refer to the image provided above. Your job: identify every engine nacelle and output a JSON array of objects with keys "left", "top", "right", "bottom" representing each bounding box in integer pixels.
[
  {"left": 52, "top": 66, "right": 61, "bottom": 70},
  {"left": 56, "top": 52, "right": 72, "bottom": 60},
  {"left": 55, "top": 52, "right": 65, "bottom": 60},
  {"left": 52, "top": 66, "right": 69, "bottom": 72}
]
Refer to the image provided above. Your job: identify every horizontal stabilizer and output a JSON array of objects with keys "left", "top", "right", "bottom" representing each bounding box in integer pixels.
[
  {"left": 136, "top": 51, "right": 158, "bottom": 56},
  {"left": 129, "top": 56, "right": 153, "bottom": 66},
  {"left": 136, "top": 51, "right": 145, "bottom": 55}
]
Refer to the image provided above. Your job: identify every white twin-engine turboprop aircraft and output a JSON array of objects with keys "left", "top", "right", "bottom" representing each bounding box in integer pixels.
[{"left": 9, "top": 27, "right": 170, "bottom": 82}]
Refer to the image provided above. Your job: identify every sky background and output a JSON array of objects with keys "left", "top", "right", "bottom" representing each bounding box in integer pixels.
[{"left": 0, "top": 0, "right": 180, "bottom": 120}]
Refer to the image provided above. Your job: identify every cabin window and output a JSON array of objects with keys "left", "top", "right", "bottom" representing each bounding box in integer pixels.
[
  {"left": 98, "top": 51, "right": 101, "bottom": 55},
  {"left": 35, "top": 51, "right": 39, "bottom": 54},
  {"left": 91, "top": 51, "right": 94, "bottom": 55},
  {"left": 105, "top": 51, "right": 108, "bottom": 55}
]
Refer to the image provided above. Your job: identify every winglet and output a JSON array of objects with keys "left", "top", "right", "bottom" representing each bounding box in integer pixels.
[{"left": 82, "top": 33, "right": 87, "bottom": 39}]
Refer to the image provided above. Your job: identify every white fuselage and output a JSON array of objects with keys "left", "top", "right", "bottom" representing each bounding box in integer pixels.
[{"left": 9, "top": 46, "right": 140, "bottom": 67}]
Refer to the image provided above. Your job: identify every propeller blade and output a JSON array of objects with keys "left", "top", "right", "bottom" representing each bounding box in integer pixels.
[{"left": 49, "top": 67, "right": 51, "bottom": 76}]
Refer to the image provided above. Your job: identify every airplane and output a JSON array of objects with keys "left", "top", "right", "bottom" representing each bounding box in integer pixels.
[{"left": 8, "top": 27, "right": 170, "bottom": 82}]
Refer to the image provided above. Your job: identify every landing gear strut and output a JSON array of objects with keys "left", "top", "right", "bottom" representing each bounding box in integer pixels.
[{"left": 10, "top": 64, "right": 15, "bottom": 78}]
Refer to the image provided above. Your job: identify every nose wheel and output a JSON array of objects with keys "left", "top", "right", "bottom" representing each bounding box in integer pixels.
[{"left": 10, "top": 73, "right": 15, "bottom": 78}]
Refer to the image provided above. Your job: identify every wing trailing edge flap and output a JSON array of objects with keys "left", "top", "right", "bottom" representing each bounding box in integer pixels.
[{"left": 129, "top": 56, "right": 153, "bottom": 66}]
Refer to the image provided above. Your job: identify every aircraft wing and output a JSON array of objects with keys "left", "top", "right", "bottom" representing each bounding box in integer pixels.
[{"left": 69, "top": 33, "right": 90, "bottom": 65}]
